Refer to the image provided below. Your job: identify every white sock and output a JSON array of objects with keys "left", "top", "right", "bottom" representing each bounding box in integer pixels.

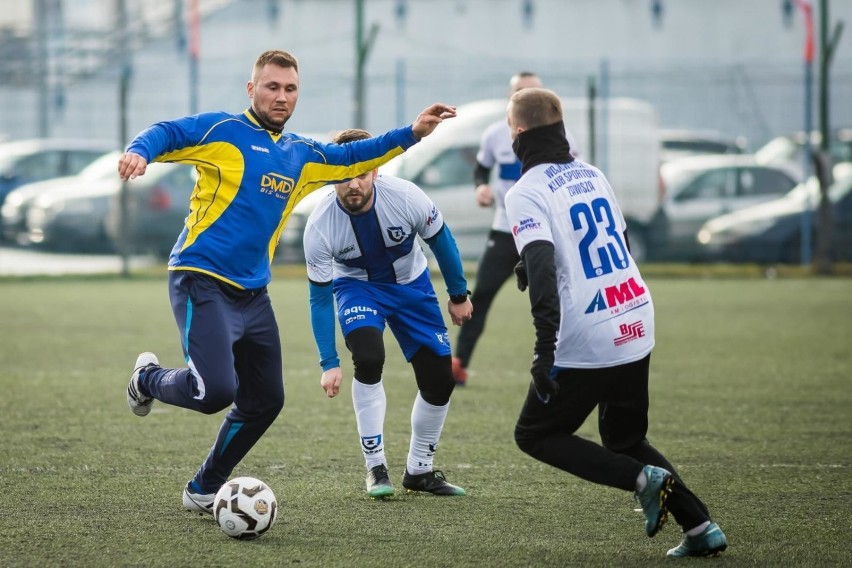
[
  {"left": 636, "top": 470, "right": 648, "bottom": 492},
  {"left": 686, "top": 521, "right": 711, "bottom": 536},
  {"left": 406, "top": 392, "right": 449, "bottom": 475},
  {"left": 351, "top": 379, "right": 387, "bottom": 470}
]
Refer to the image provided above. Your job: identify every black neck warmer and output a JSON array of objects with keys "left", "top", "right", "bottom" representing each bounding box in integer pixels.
[
  {"left": 512, "top": 121, "right": 574, "bottom": 174},
  {"left": 248, "top": 107, "right": 284, "bottom": 134}
]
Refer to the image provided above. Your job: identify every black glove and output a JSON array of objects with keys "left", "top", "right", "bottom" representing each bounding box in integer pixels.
[
  {"left": 514, "top": 259, "right": 528, "bottom": 292},
  {"left": 530, "top": 352, "right": 558, "bottom": 404}
]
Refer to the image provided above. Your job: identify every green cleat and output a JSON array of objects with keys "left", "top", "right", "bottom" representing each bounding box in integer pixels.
[
  {"left": 635, "top": 465, "right": 674, "bottom": 537},
  {"left": 366, "top": 464, "right": 395, "bottom": 499},
  {"left": 402, "top": 470, "right": 466, "bottom": 496},
  {"left": 667, "top": 522, "right": 728, "bottom": 558}
]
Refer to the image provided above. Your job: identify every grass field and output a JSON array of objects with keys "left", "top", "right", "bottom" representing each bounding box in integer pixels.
[{"left": 1, "top": 273, "right": 850, "bottom": 566}]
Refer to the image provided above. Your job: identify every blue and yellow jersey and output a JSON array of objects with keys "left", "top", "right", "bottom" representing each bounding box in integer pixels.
[{"left": 125, "top": 109, "right": 417, "bottom": 289}]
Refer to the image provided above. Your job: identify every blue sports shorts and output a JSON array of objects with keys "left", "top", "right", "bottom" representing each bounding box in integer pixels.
[{"left": 333, "top": 269, "right": 451, "bottom": 361}]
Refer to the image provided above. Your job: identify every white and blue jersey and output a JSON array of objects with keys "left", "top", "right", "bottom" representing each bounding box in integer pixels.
[
  {"left": 304, "top": 174, "right": 467, "bottom": 369},
  {"left": 303, "top": 175, "right": 441, "bottom": 285},
  {"left": 505, "top": 159, "right": 654, "bottom": 368}
]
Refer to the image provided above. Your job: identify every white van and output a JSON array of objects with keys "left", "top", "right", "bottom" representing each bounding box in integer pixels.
[{"left": 277, "top": 97, "right": 660, "bottom": 262}]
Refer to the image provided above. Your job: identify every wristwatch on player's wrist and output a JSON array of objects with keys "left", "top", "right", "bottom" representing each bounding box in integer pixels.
[{"left": 450, "top": 290, "right": 471, "bottom": 304}]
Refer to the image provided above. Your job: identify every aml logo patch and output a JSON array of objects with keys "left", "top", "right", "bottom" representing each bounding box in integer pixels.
[
  {"left": 585, "top": 277, "right": 648, "bottom": 314},
  {"left": 260, "top": 173, "right": 294, "bottom": 200},
  {"left": 614, "top": 321, "right": 645, "bottom": 346}
]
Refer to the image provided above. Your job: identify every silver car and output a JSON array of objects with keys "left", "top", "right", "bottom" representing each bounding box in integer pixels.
[
  {"left": 1, "top": 151, "right": 121, "bottom": 244},
  {"left": 26, "top": 162, "right": 191, "bottom": 254},
  {"left": 647, "top": 155, "right": 799, "bottom": 260}
]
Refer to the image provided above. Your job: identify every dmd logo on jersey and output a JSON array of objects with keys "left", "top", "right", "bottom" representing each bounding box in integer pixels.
[
  {"left": 343, "top": 305, "right": 378, "bottom": 325},
  {"left": 614, "top": 321, "right": 645, "bottom": 346},
  {"left": 386, "top": 226, "right": 406, "bottom": 243},
  {"left": 512, "top": 217, "right": 542, "bottom": 236},
  {"left": 425, "top": 205, "right": 439, "bottom": 227},
  {"left": 361, "top": 434, "right": 383, "bottom": 455},
  {"left": 260, "top": 173, "right": 294, "bottom": 200},
  {"left": 584, "top": 277, "right": 648, "bottom": 314}
]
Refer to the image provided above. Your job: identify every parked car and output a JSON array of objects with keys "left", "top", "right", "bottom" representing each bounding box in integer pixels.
[
  {"left": 647, "top": 155, "right": 799, "bottom": 260},
  {"left": 755, "top": 128, "right": 852, "bottom": 179},
  {"left": 278, "top": 97, "right": 661, "bottom": 262},
  {"left": 104, "top": 163, "right": 196, "bottom": 257},
  {"left": 1, "top": 151, "right": 121, "bottom": 244},
  {"left": 26, "top": 162, "right": 191, "bottom": 254},
  {"left": 697, "top": 164, "right": 852, "bottom": 263},
  {"left": 659, "top": 129, "right": 747, "bottom": 163},
  {"left": 0, "top": 138, "right": 115, "bottom": 211}
]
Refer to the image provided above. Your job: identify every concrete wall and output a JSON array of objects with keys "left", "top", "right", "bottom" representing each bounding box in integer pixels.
[{"left": 1, "top": 0, "right": 850, "bottom": 149}]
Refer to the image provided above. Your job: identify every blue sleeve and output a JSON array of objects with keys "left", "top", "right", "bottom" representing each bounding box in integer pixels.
[
  {"left": 125, "top": 113, "right": 227, "bottom": 162},
  {"left": 308, "top": 281, "right": 340, "bottom": 371},
  {"left": 424, "top": 225, "right": 468, "bottom": 296},
  {"left": 302, "top": 126, "right": 419, "bottom": 185}
]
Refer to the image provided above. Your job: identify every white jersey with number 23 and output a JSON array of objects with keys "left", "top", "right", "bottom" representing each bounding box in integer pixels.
[{"left": 505, "top": 159, "right": 655, "bottom": 369}]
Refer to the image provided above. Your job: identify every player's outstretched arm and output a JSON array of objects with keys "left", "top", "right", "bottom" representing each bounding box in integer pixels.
[
  {"left": 411, "top": 103, "right": 457, "bottom": 139},
  {"left": 320, "top": 367, "right": 343, "bottom": 398}
]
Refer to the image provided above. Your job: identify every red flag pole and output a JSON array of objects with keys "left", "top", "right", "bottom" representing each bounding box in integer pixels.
[{"left": 795, "top": 0, "right": 814, "bottom": 264}]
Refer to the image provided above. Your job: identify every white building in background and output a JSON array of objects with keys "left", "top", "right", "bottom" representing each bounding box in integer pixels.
[{"left": 0, "top": 0, "right": 850, "bottom": 148}]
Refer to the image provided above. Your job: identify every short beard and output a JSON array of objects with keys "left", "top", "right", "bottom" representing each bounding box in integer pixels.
[{"left": 253, "top": 108, "right": 286, "bottom": 133}]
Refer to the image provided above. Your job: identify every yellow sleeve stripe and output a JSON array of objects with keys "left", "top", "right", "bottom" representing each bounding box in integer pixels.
[
  {"left": 155, "top": 141, "right": 245, "bottom": 252},
  {"left": 267, "top": 147, "right": 404, "bottom": 262}
]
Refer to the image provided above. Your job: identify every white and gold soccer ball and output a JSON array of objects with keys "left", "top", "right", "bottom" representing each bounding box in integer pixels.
[{"left": 213, "top": 476, "right": 278, "bottom": 540}]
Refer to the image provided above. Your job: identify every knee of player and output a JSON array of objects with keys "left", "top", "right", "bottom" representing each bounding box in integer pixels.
[
  {"left": 419, "top": 376, "right": 455, "bottom": 406},
  {"left": 514, "top": 424, "right": 537, "bottom": 454},
  {"left": 195, "top": 384, "right": 237, "bottom": 414},
  {"left": 352, "top": 352, "right": 385, "bottom": 379},
  {"left": 265, "top": 389, "right": 285, "bottom": 415}
]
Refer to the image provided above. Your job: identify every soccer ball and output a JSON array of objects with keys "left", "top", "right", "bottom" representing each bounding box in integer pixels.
[{"left": 213, "top": 476, "right": 278, "bottom": 540}]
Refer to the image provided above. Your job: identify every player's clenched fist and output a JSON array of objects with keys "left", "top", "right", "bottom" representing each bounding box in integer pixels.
[
  {"left": 118, "top": 152, "right": 148, "bottom": 180},
  {"left": 321, "top": 367, "right": 343, "bottom": 398}
]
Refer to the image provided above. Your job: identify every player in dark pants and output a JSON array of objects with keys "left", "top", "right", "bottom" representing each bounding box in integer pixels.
[
  {"left": 514, "top": 354, "right": 711, "bottom": 533},
  {"left": 453, "top": 230, "right": 518, "bottom": 376},
  {"left": 504, "top": 87, "right": 727, "bottom": 558},
  {"left": 452, "top": 72, "right": 578, "bottom": 386},
  {"left": 121, "top": 49, "right": 457, "bottom": 515},
  {"left": 140, "top": 271, "right": 284, "bottom": 493}
]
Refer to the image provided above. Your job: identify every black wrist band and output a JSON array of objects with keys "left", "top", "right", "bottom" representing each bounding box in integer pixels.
[{"left": 450, "top": 290, "right": 471, "bottom": 304}]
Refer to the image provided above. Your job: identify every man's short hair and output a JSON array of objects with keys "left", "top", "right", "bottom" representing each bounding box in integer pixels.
[
  {"left": 332, "top": 128, "right": 372, "bottom": 144},
  {"left": 509, "top": 88, "right": 562, "bottom": 130},
  {"left": 509, "top": 71, "right": 542, "bottom": 94},
  {"left": 252, "top": 50, "right": 299, "bottom": 82}
]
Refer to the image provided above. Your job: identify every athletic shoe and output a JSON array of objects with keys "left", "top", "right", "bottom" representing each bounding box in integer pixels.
[
  {"left": 667, "top": 522, "right": 728, "bottom": 558},
  {"left": 127, "top": 352, "right": 159, "bottom": 417},
  {"left": 182, "top": 482, "right": 216, "bottom": 515},
  {"left": 402, "top": 470, "right": 466, "bottom": 496},
  {"left": 635, "top": 465, "right": 674, "bottom": 537},
  {"left": 451, "top": 357, "right": 468, "bottom": 386},
  {"left": 366, "top": 464, "right": 395, "bottom": 499}
]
